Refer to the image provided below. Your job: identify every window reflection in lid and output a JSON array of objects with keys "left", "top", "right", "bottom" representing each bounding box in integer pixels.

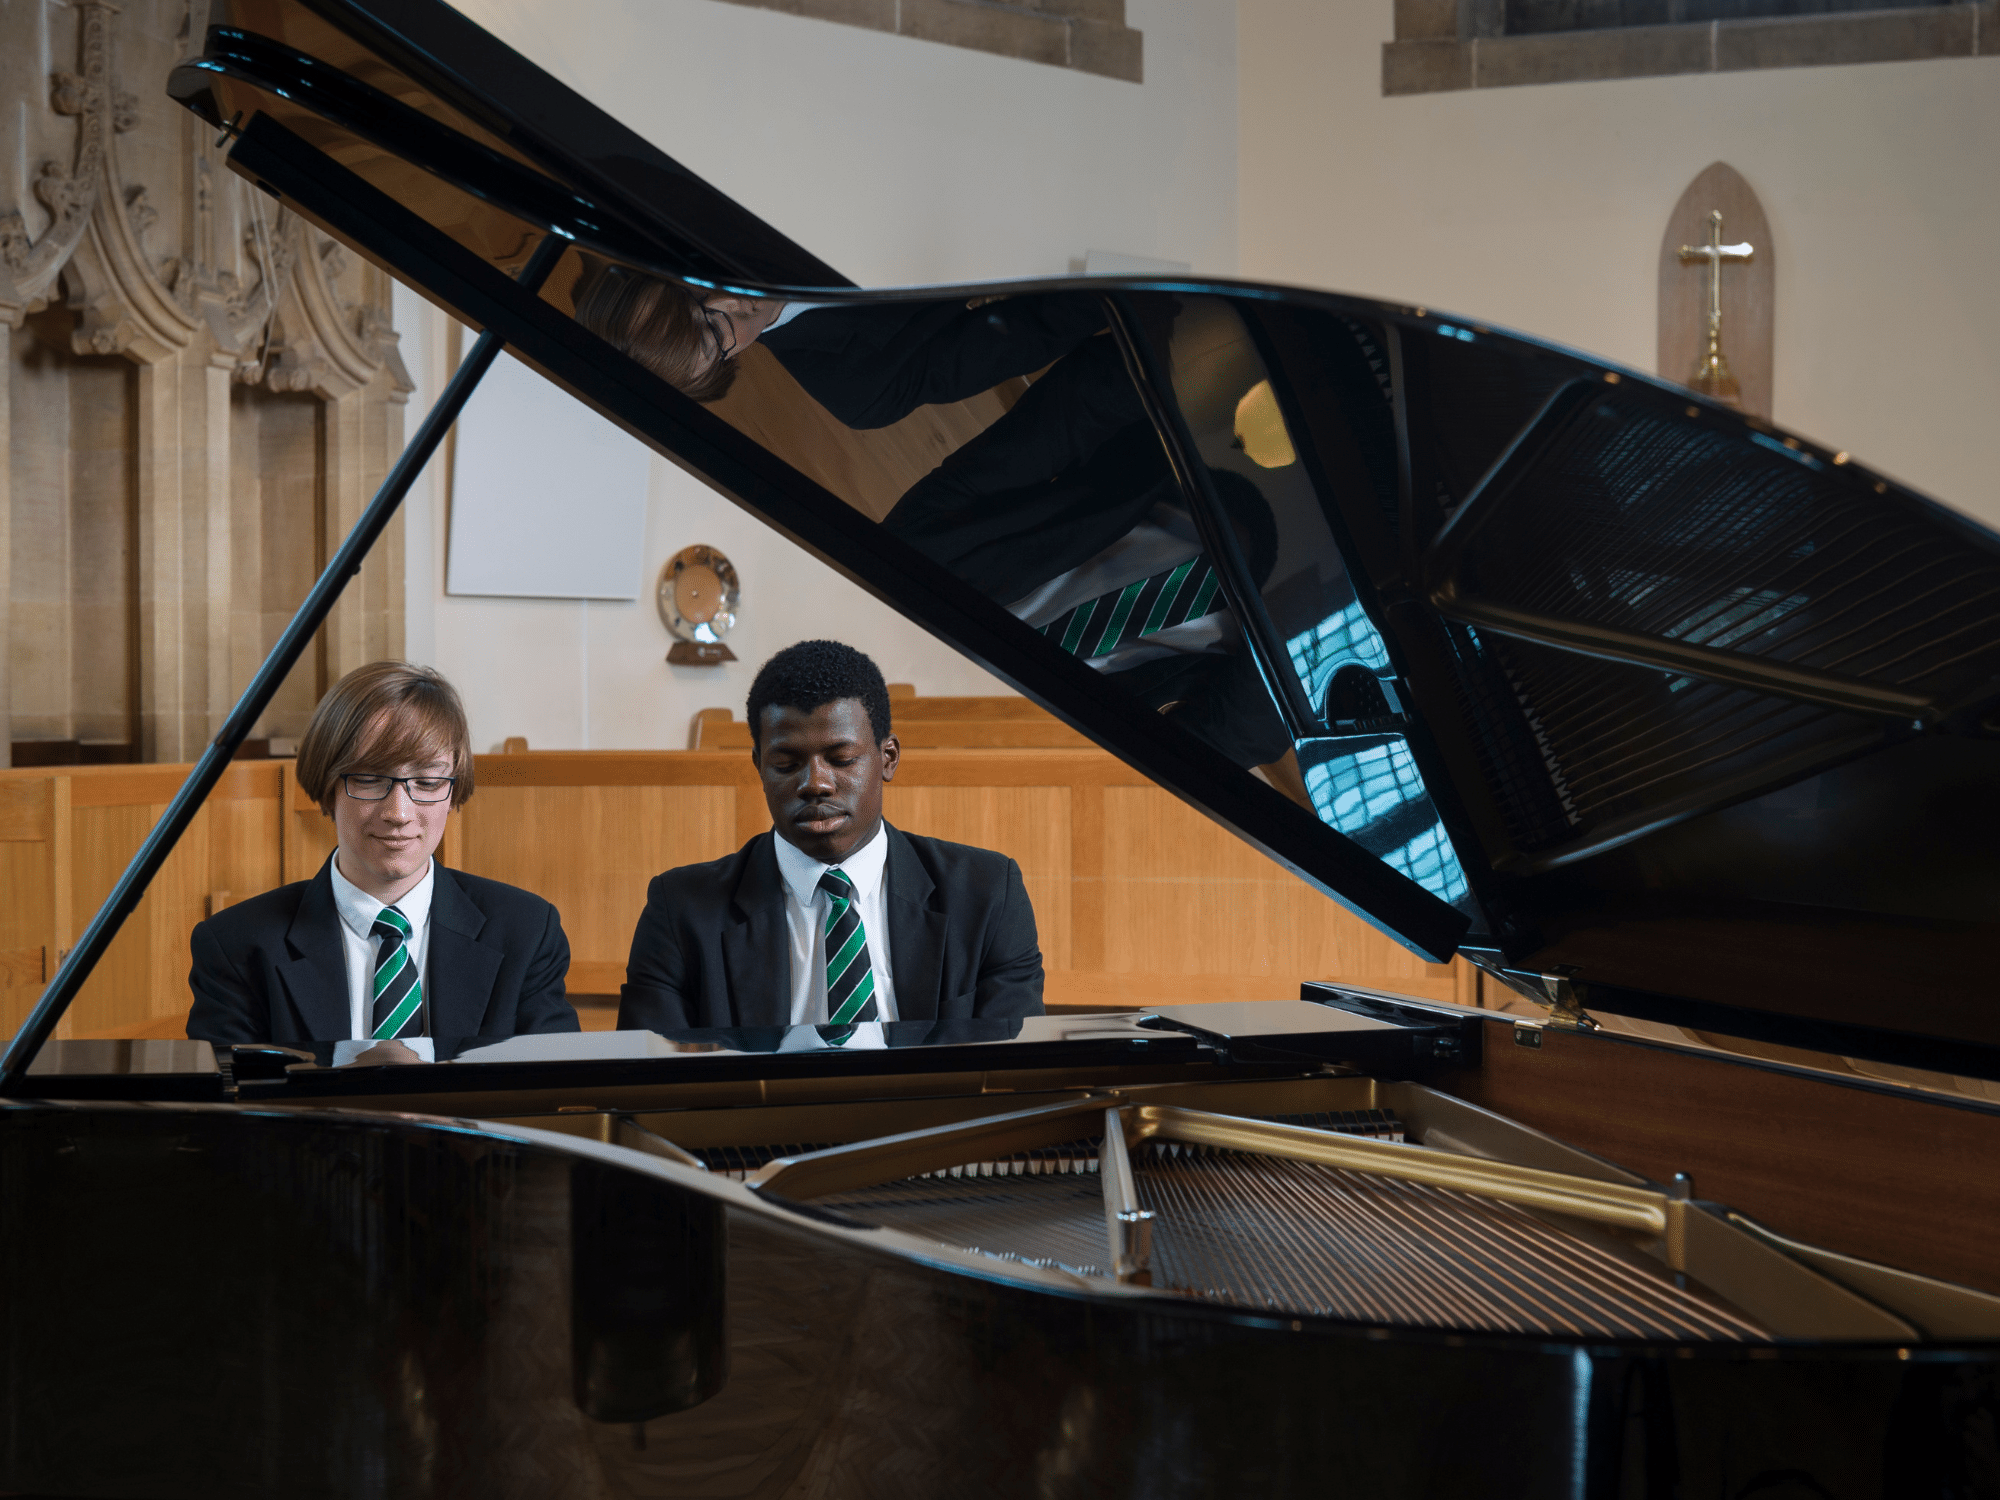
[{"left": 1297, "top": 736, "right": 1473, "bottom": 908}]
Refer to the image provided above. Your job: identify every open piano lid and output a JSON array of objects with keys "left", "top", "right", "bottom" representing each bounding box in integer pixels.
[{"left": 158, "top": 0, "right": 2000, "bottom": 1077}]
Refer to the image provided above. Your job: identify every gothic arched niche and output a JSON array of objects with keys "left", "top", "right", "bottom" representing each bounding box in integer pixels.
[
  {"left": 0, "top": 0, "right": 412, "bottom": 767},
  {"left": 1657, "top": 162, "right": 1776, "bottom": 422}
]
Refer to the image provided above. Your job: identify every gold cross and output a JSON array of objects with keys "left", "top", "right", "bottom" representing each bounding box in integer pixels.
[{"left": 1677, "top": 209, "right": 1755, "bottom": 405}]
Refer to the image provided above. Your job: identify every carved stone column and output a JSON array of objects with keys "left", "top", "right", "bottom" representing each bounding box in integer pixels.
[
  {"left": 2, "top": 3, "right": 411, "bottom": 764},
  {"left": 0, "top": 317, "right": 12, "bottom": 770}
]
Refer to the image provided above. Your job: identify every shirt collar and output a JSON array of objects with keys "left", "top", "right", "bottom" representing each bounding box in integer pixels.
[
  {"left": 773, "top": 820, "right": 890, "bottom": 908},
  {"left": 330, "top": 854, "right": 436, "bottom": 941},
  {"left": 764, "top": 300, "right": 812, "bottom": 332}
]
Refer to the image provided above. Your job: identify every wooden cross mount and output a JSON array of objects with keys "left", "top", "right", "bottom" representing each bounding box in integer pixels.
[{"left": 1677, "top": 209, "right": 1756, "bottom": 406}]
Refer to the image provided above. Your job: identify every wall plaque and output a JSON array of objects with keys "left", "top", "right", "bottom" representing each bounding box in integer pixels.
[
  {"left": 659, "top": 546, "right": 740, "bottom": 666},
  {"left": 1658, "top": 162, "right": 1775, "bottom": 420}
]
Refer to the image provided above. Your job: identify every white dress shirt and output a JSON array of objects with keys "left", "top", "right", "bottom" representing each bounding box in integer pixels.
[
  {"left": 764, "top": 300, "right": 815, "bottom": 333},
  {"left": 771, "top": 822, "right": 899, "bottom": 1026},
  {"left": 330, "top": 854, "right": 436, "bottom": 1040}
]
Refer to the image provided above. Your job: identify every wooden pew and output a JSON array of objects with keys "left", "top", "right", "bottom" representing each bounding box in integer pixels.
[
  {"left": 0, "top": 763, "right": 286, "bottom": 1039},
  {"left": 686, "top": 695, "right": 1093, "bottom": 751}
]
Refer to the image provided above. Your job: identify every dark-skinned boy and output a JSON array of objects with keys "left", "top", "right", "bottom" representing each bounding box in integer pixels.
[{"left": 616, "top": 641, "right": 1045, "bottom": 1032}]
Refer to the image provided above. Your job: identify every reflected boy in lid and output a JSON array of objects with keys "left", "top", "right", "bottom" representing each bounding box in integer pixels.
[
  {"left": 571, "top": 264, "right": 1106, "bottom": 429},
  {"left": 186, "top": 662, "right": 578, "bottom": 1053}
]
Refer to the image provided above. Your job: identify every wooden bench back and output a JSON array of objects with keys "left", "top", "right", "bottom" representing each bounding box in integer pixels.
[{"left": 685, "top": 695, "right": 1091, "bottom": 751}]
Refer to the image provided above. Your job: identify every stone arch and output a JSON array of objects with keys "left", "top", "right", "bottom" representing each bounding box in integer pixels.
[{"left": 0, "top": 0, "right": 412, "bottom": 765}]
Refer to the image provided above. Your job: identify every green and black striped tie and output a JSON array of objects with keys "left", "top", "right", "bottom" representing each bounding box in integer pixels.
[
  {"left": 369, "top": 905, "right": 423, "bottom": 1040},
  {"left": 1040, "top": 556, "right": 1225, "bottom": 659},
  {"left": 818, "top": 868, "right": 878, "bottom": 1025}
]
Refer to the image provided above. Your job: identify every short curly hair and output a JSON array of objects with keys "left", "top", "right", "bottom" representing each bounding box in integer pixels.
[{"left": 745, "top": 640, "right": 893, "bottom": 755}]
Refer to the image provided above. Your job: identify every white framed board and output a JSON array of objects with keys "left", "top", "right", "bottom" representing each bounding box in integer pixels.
[{"left": 445, "top": 349, "right": 651, "bottom": 599}]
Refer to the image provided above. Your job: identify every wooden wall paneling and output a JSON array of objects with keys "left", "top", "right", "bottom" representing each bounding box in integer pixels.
[
  {"left": 65, "top": 802, "right": 175, "bottom": 1034},
  {"left": 456, "top": 782, "right": 740, "bottom": 996},
  {"left": 690, "top": 698, "right": 1058, "bottom": 748},
  {"left": 48, "top": 776, "right": 71, "bottom": 1036},
  {"left": 203, "top": 763, "right": 284, "bottom": 915},
  {"left": 64, "top": 767, "right": 192, "bottom": 807},
  {"left": 690, "top": 697, "right": 1074, "bottom": 751},
  {"left": 890, "top": 749, "right": 1147, "bottom": 791},
  {"left": 887, "top": 719, "right": 1093, "bottom": 749},
  {"left": 278, "top": 761, "right": 296, "bottom": 882},
  {"left": 1098, "top": 785, "right": 1463, "bottom": 1003},
  {"left": 1069, "top": 783, "right": 1106, "bottom": 973},
  {"left": 1455, "top": 960, "right": 1482, "bottom": 1008},
  {"left": 57, "top": 766, "right": 222, "bottom": 1032},
  {"left": 893, "top": 697, "right": 1057, "bottom": 723},
  {"left": 884, "top": 786, "right": 1073, "bottom": 970},
  {"left": 696, "top": 718, "right": 1092, "bottom": 751},
  {"left": 0, "top": 764, "right": 292, "bottom": 1032},
  {"left": 0, "top": 941, "right": 45, "bottom": 991},
  {"left": 0, "top": 781, "right": 54, "bottom": 960},
  {"left": 733, "top": 787, "right": 771, "bottom": 850},
  {"left": 0, "top": 776, "right": 56, "bottom": 1037},
  {"left": 0, "top": 779, "right": 51, "bottom": 842},
  {"left": 140, "top": 797, "right": 212, "bottom": 1035},
  {"left": 286, "top": 771, "right": 338, "bottom": 883},
  {"left": 474, "top": 752, "right": 762, "bottom": 789}
]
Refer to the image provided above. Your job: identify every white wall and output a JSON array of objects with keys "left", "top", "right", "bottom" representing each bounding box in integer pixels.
[
  {"left": 1238, "top": 0, "right": 2000, "bottom": 532},
  {"left": 396, "top": 0, "right": 1239, "bottom": 751}
]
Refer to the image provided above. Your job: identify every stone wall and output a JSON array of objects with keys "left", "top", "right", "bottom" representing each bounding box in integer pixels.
[
  {"left": 1386, "top": 0, "right": 1999, "bottom": 91},
  {"left": 0, "top": 0, "right": 411, "bottom": 767},
  {"left": 707, "top": 0, "right": 1142, "bottom": 82}
]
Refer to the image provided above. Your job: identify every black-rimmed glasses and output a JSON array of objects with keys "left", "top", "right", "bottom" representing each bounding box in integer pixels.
[
  {"left": 702, "top": 304, "right": 738, "bottom": 363},
  {"left": 342, "top": 773, "right": 456, "bottom": 803}
]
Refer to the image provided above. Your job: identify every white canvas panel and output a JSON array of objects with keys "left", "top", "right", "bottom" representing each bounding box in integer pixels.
[{"left": 446, "top": 349, "right": 651, "bottom": 600}]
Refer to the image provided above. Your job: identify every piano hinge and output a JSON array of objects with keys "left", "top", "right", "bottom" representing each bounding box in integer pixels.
[
  {"left": 1486, "top": 963, "right": 1600, "bottom": 1033},
  {"left": 1538, "top": 969, "right": 1599, "bottom": 1032}
]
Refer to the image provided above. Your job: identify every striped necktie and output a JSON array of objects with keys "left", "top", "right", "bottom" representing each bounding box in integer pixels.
[
  {"left": 1041, "top": 556, "right": 1225, "bottom": 659},
  {"left": 818, "top": 868, "right": 878, "bottom": 1025},
  {"left": 369, "top": 904, "right": 424, "bottom": 1040}
]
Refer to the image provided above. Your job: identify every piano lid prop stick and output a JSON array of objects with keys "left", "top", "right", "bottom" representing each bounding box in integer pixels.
[{"left": 0, "top": 233, "right": 570, "bottom": 1092}]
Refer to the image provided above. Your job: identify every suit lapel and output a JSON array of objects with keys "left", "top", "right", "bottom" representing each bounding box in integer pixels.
[
  {"left": 427, "top": 867, "right": 504, "bottom": 1037},
  {"left": 721, "top": 835, "right": 791, "bottom": 1027},
  {"left": 884, "top": 828, "right": 945, "bottom": 1023},
  {"left": 275, "top": 863, "right": 354, "bottom": 1041}
]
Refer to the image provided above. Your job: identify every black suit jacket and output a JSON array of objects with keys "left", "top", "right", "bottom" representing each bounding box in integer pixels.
[
  {"left": 762, "top": 293, "right": 1106, "bottom": 430},
  {"left": 186, "top": 861, "right": 579, "bottom": 1045},
  {"left": 617, "top": 827, "right": 1044, "bottom": 1032}
]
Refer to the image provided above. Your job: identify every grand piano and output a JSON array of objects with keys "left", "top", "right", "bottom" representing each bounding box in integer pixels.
[{"left": 3, "top": 2, "right": 1999, "bottom": 1495}]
